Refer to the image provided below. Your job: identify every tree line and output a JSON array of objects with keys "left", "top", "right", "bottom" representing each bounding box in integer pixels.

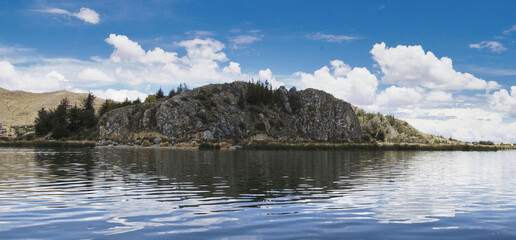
[{"left": 35, "top": 93, "right": 97, "bottom": 139}]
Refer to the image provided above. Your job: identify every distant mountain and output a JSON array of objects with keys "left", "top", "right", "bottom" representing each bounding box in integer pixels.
[{"left": 0, "top": 88, "right": 104, "bottom": 130}]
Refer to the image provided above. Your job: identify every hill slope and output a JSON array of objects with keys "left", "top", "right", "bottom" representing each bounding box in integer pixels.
[
  {"left": 97, "top": 82, "right": 452, "bottom": 144},
  {"left": 0, "top": 88, "right": 104, "bottom": 130},
  {"left": 98, "top": 81, "right": 361, "bottom": 142}
]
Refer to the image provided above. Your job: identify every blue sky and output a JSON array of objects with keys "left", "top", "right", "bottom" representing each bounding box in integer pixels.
[{"left": 1, "top": 0, "right": 515, "bottom": 142}]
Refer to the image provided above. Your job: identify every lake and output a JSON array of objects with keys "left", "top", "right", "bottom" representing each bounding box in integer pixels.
[{"left": 1, "top": 148, "right": 516, "bottom": 239}]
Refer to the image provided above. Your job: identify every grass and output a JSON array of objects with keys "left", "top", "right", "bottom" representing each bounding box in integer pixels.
[
  {"left": 0, "top": 140, "right": 96, "bottom": 148},
  {"left": 242, "top": 142, "right": 515, "bottom": 151}
]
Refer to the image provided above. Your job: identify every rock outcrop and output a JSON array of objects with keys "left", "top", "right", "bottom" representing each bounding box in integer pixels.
[{"left": 98, "top": 81, "right": 361, "bottom": 143}]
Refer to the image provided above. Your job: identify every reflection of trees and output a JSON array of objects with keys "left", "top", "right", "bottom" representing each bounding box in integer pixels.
[
  {"left": 96, "top": 149, "right": 412, "bottom": 202},
  {"left": 34, "top": 149, "right": 96, "bottom": 179}
]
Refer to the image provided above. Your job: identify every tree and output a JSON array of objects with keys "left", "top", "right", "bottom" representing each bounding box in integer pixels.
[
  {"left": 68, "top": 105, "right": 82, "bottom": 132},
  {"left": 237, "top": 93, "right": 245, "bottom": 109},
  {"left": 122, "top": 98, "right": 131, "bottom": 106},
  {"left": 35, "top": 108, "right": 53, "bottom": 136},
  {"left": 176, "top": 83, "right": 189, "bottom": 94},
  {"left": 145, "top": 94, "right": 157, "bottom": 102},
  {"left": 82, "top": 92, "right": 97, "bottom": 128},
  {"left": 168, "top": 89, "right": 176, "bottom": 97},
  {"left": 133, "top": 97, "right": 141, "bottom": 104},
  {"left": 156, "top": 87, "right": 165, "bottom": 99},
  {"left": 51, "top": 98, "right": 70, "bottom": 139}
]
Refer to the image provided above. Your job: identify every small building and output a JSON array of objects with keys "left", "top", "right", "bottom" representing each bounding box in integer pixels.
[{"left": 0, "top": 122, "right": 7, "bottom": 135}]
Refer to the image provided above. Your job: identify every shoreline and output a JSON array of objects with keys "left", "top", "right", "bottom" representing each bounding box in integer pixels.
[{"left": 1, "top": 140, "right": 515, "bottom": 151}]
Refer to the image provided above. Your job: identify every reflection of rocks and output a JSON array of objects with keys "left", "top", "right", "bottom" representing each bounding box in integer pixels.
[{"left": 98, "top": 81, "right": 361, "bottom": 142}]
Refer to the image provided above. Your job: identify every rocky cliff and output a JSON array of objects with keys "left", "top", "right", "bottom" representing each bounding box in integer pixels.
[{"left": 98, "top": 81, "right": 361, "bottom": 143}]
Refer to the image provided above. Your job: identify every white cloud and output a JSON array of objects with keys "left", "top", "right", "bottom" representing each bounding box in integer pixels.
[
  {"left": 371, "top": 42, "right": 501, "bottom": 90},
  {"left": 0, "top": 60, "right": 69, "bottom": 92},
  {"left": 308, "top": 33, "right": 358, "bottom": 42},
  {"left": 469, "top": 41, "right": 506, "bottom": 53},
  {"left": 90, "top": 89, "right": 148, "bottom": 102},
  {"left": 503, "top": 24, "right": 516, "bottom": 35},
  {"left": 185, "top": 30, "right": 215, "bottom": 37},
  {"left": 376, "top": 86, "right": 423, "bottom": 106},
  {"left": 229, "top": 30, "right": 263, "bottom": 49},
  {"left": 105, "top": 34, "right": 146, "bottom": 62},
  {"left": 425, "top": 91, "right": 453, "bottom": 103},
  {"left": 73, "top": 7, "right": 100, "bottom": 24},
  {"left": 490, "top": 87, "right": 516, "bottom": 117},
  {"left": 296, "top": 61, "right": 378, "bottom": 105},
  {"left": 399, "top": 107, "right": 516, "bottom": 143},
  {"left": 258, "top": 68, "right": 284, "bottom": 88},
  {"left": 222, "top": 62, "right": 242, "bottom": 75},
  {"left": 78, "top": 68, "right": 115, "bottom": 83},
  {"left": 37, "top": 7, "right": 100, "bottom": 24}
]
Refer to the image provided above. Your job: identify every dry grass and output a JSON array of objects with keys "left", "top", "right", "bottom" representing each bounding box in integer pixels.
[
  {"left": 175, "top": 141, "right": 199, "bottom": 148},
  {"left": 0, "top": 88, "right": 104, "bottom": 131},
  {"left": 141, "top": 140, "right": 152, "bottom": 147},
  {"left": 159, "top": 141, "right": 170, "bottom": 147}
]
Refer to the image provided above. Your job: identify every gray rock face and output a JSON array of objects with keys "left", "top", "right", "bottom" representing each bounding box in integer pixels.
[
  {"left": 97, "top": 82, "right": 361, "bottom": 142},
  {"left": 277, "top": 86, "right": 292, "bottom": 113},
  {"left": 153, "top": 137, "right": 162, "bottom": 145}
]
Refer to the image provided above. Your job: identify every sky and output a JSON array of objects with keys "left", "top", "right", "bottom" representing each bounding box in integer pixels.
[{"left": 0, "top": 0, "right": 515, "bottom": 143}]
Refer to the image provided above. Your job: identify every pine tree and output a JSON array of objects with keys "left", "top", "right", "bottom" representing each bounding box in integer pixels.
[
  {"left": 82, "top": 92, "right": 97, "bottom": 128},
  {"left": 133, "top": 97, "right": 141, "bottom": 104},
  {"left": 51, "top": 98, "right": 70, "bottom": 139},
  {"left": 68, "top": 105, "right": 82, "bottom": 133},
  {"left": 35, "top": 108, "right": 53, "bottom": 136},
  {"left": 168, "top": 89, "right": 176, "bottom": 97},
  {"left": 156, "top": 87, "right": 165, "bottom": 99}
]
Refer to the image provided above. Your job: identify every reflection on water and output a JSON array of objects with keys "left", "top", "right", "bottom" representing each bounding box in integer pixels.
[{"left": 1, "top": 148, "right": 516, "bottom": 239}]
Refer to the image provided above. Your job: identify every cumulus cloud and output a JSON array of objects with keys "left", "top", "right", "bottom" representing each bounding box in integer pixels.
[
  {"left": 296, "top": 61, "right": 378, "bottom": 105},
  {"left": 371, "top": 42, "right": 500, "bottom": 90},
  {"left": 258, "top": 68, "right": 284, "bottom": 88},
  {"left": 0, "top": 60, "right": 69, "bottom": 92},
  {"left": 222, "top": 62, "right": 242, "bottom": 75},
  {"left": 399, "top": 107, "right": 516, "bottom": 143},
  {"left": 490, "top": 86, "right": 516, "bottom": 117},
  {"left": 102, "top": 34, "right": 246, "bottom": 86},
  {"left": 308, "top": 33, "right": 358, "bottom": 42},
  {"left": 469, "top": 41, "right": 506, "bottom": 53},
  {"left": 90, "top": 89, "right": 148, "bottom": 102},
  {"left": 376, "top": 86, "right": 423, "bottom": 106},
  {"left": 78, "top": 68, "right": 115, "bottom": 83},
  {"left": 37, "top": 7, "right": 100, "bottom": 24},
  {"left": 425, "top": 91, "right": 453, "bottom": 103}
]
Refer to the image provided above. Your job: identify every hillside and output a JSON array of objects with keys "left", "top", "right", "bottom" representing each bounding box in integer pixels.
[
  {"left": 97, "top": 81, "right": 452, "bottom": 145},
  {"left": 354, "top": 107, "right": 458, "bottom": 144},
  {"left": 98, "top": 81, "right": 361, "bottom": 143},
  {"left": 0, "top": 88, "right": 104, "bottom": 130}
]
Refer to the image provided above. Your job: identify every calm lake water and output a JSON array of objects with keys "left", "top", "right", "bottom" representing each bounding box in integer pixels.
[{"left": 1, "top": 148, "right": 516, "bottom": 239}]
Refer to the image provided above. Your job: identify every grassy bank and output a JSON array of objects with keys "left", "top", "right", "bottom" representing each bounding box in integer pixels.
[
  {"left": 0, "top": 140, "right": 97, "bottom": 148},
  {"left": 242, "top": 142, "right": 515, "bottom": 151}
]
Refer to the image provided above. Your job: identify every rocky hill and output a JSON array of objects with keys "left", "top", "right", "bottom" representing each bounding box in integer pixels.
[
  {"left": 98, "top": 81, "right": 361, "bottom": 143},
  {"left": 0, "top": 88, "right": 104, "bottom": 130},
  {"left": 354, "top": 107, "right": 456, "bottom": 144}
]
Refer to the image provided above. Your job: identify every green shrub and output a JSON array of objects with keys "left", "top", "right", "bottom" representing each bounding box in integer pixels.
[{"left": 255, "top": 122, "right": 266, "bottom": 131}]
